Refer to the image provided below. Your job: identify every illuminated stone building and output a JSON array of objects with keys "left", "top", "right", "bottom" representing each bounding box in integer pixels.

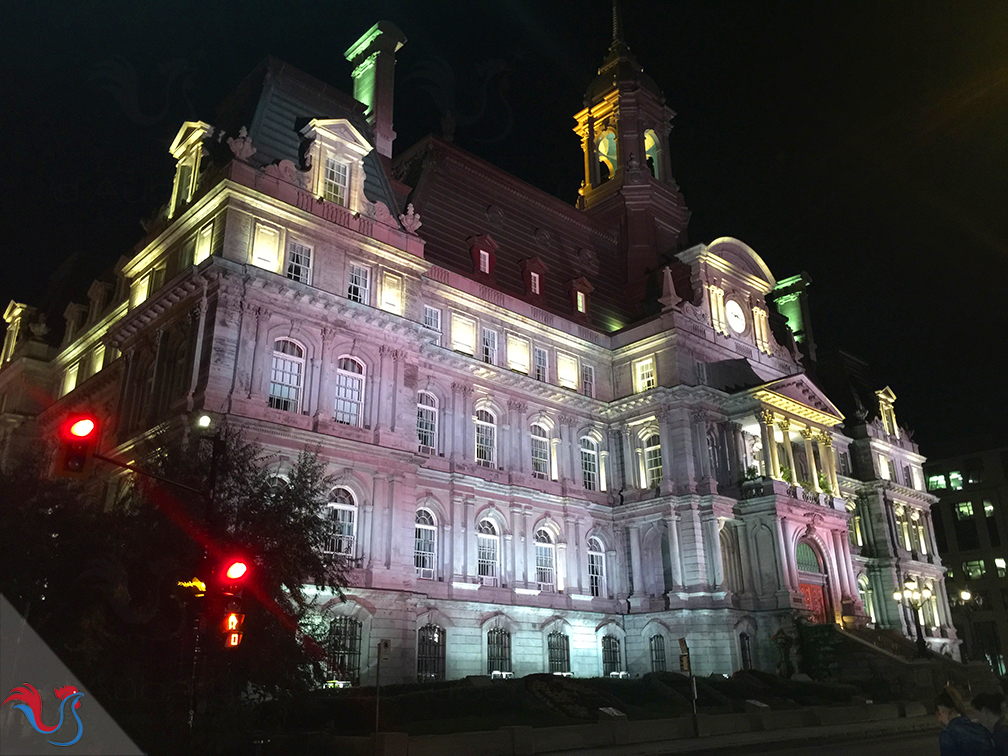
[{"left": 0, "top": 16, "right": 957, "bottom": 683}]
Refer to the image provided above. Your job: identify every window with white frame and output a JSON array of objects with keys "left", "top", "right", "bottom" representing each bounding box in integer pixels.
[
  {"left": 451, "top": 313, "right": 477, "bottom": 355},
  {"left": 195, "top": 222, "right": 213, "bottom": 265},
  {"left": 581, "top": 437, "right": 599, "bottom": 491},
  {"left": 416, "top": 391, "right": 438, "bottom": 454},
  {"left": 635, "top": 357, "right": 656, "bottom": 393},
  {"left": 324, "top": 488, "right": 356, "bottom": 557},
  {"left": 530, "top": 424, "right": 550, "bottom": 479},
  {"left": 334, "top": 357, "right": 365, "bottom": 426},
  {"left": 644, "top": 434, "right": 662, "bottom": 487},
  {"left": 323, "top": 155, "right": 349, "bottom": 206},
  {"left": 533, "top": 346, "right": 548, "bottom": 382},
  {"left": 423, "top": 306, "right": 442, "bottom": 346},
  {"left": 475, "top": 409, "right": 496, "bottom": 467},
  {"left": 268, "top": 339, "right": 305, "bottom": 413},
  {"left": 91, "top": 343, "right": 105, "bottom": 376},
  {"left": 286, "top": 240, "right": 312, "bottom": 284},
  {"left": 556, "top": 352, "right": 579, "bottom": 390},
  {"left": 130, "top": 274, "right": 149, "bottom": 308},
  {"left": 347, "top": 263, "right": 370, "bottom": 305},
  {"left": 381, "top": 271, "right": 403, "bottom": 315},
  {"left": 482, "top": 328, "right": 497, "bottom": 365},
  {"left": 535, "top": 529, "right": 556, "bottom": 592},
  {"left": 252, "top": 222, "right": 281, "bottom": 272},
  {"left": 530, "top": 271, "right": 541, "bottom": 295},
  {"left": 582, "top": 364, "right": 595, "bottom": 398},
  {"left": 576, "top": 290, "right": 586, "bottom": 313},
  {"left": 414, "top": 509, "right": 437, "bottom": 579},
  {"left": 506, "top": 334, "right": 530, "bottom": 373},
  {"left": 479, "top": 249, "right": 490, "bottom": 274},
  {"left": 477, "top": 519, "right": 500, "bottom": 586},
  {"left": 61, "top": 362, "right": 79, "bottom": 397},
  {"left": 588, "top": 537, "right": 606, "bottom": 598}
]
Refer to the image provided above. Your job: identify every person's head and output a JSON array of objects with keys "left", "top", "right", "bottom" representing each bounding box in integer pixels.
[
  {"left": 973, "top": 692, "right": 1005, "bottom": 719},
  {"left": 936, "top": 689, "right": 966, "bottom": 726}
]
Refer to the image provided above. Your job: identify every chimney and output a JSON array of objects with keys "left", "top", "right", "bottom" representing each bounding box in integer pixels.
[{"left": 345, "top": 21, "right": 407, "bottom": 160}]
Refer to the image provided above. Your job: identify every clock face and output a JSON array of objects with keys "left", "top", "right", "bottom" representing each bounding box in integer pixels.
[{"left": 725, "top": 299, "right": 747, "bottom": 334}]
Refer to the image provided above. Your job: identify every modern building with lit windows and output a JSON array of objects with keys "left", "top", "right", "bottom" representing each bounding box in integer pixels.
[{"left": 0, "top": 17, "right": 958, "bottom": 684}]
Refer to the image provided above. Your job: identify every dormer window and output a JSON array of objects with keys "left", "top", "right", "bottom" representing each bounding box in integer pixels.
[
  {"left": 531, "top": 272, "right": 541, "bottom": 295},
  {"left": 468, "top": 234, "right": 498, "bottom": 280},
  {"left": 300, "top": 118, "right": 372, "bottom": 214},
  {"left": 520, "top": 257, "right": 549, "bottom": 300},
  {"left": 168, "top": 121, "right": 213, "bottom": 219},
  {"left": 323, "top": 156, "right": 349, "bottom": 206},
  {"left": 567, "top": 277, "right": 594, "bottom": 319},
  {"left": 576, "top": 291, "right": 586, "bottom": 313},
  {"left": 479, "top": 249, "right": 490, "bottom": 274}
]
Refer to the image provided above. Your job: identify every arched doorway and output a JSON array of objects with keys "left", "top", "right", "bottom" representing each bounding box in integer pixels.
[{"left": 795, "top": 540, "right": 830, "bottom": 623}]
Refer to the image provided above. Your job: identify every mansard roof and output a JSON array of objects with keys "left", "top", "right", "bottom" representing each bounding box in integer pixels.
[{"left": 394, "top": 136, "right": 637, "bottom": 331}]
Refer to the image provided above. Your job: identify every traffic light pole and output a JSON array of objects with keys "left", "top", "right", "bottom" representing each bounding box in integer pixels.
[{"left": 92, "top": 453, "right": 205, "bottom": 495}]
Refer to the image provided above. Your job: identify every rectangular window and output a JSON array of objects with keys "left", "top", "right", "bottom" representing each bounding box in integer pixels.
[
  {"left": 487, "top": 629, "right": 511, "bottom": 674},
  {"left": 423, "top": 305, "right": 442, "bottom": 346},
  {"left": 195, "top": 222, "right": 213, "bottom": 265},
  {"left": 179, "top": 237, "right": 196, "bottom": 269},
  {"left": 482, "top": 328, "right": 497, "bottom": 365},
  {"left": 507, "top": 334, "right": 530, "bottom": 374},
  {"left": 452, "top": 313, "right": 476, "bottom": 355},
  {"left": 635, "top": 357, "right": 656, "bottom": 393},
  {"left": 963, "top": 559, "right": 986, "bottom": 580},
  {"left": 582, "top": 365, "right": 595, "bottom": 398},
  {"left": 645, "top": 437, "right": 663, "bottom": 488},
  {"left": 535, "top": 543, "right": 556, "bottom": 592},
  {"left": 479, "top": 249, "right": 490, "bottom": 274},
  {"left": 150, "top": 263, "right": 166, "bottom": 293},
  {"left": 323, "top": 156, "right": 349, "bottom": 206},
  {"left": 252, "top": 222, "right": 281, "bottom": 272},
  {"left": 602, "top": 636, "right": 622, "bottom": 675},
  {"left": 130, "top": 275, "right": 149, "bottom": 308},
  {"left": 928, "top": 474, "right": 948, "bottom": 491},
  {"left": 334, "top": 363, "right": 364, "bottom": 427},
  {"left": 839, "top": 451, "right": 851, "bottom": 477},
  {"left": 530, "top": 428, "right": 550, "bottom": 479},
  {"left": 547, "top": 632, "right": 570, "bottom": 674},
  {"left": 416, "top": 394, "right": 437, "bottom": 454},
  {"left": 530, "top": 271, "right": 540, "bottom": 294},
  {"left": 533, "top": 347, "right": 548, "bottom": 382},
  {"left": 347, "top": 263, "right": 370, "bottom": 305},
  {"left": 957, "top": 501, "right": 974, "bottom": 520},
  {"left": 286, "top": 241, "right": 312, "bottom": 284},
  {"left": 949, "top": 471, "right": 964, "bottom": 490},
  {"left": 581, "top": 440, "right": 598, "bottom": 491},
  {"left": 556, "top": 352, "right": 578, "bottom": 390},
  {"left": 588, "top": 551, "right": 605, "bottom": 598},
  {"left": 477, "top": 531, "right": 499, "bottom": 586},
  {"left": 996, "top": 558, "right": 1007, "bottom": 579},
  {"left": 576, "top": 290, "right": 586, "bottom": 313},
  {"left": 381, "top": 271, "right": 403, "bottom": 315},
  {"left": 649, "top": 635, "right": 667, "bottom": 673},
  {"left": 878, "top": 455, "right": 891, "bottom": 480},
  {"left": 91, "top": 344, "right": 105, "bottom": 375},
  {"left": 414, "top": 519, "right": 436, "bottom": 577},
  {"left": 61, "top": 362, "right": 79, "bottom": 397},
  {"left": 326, "top": 616, "right": 363, "bottom": 685}
]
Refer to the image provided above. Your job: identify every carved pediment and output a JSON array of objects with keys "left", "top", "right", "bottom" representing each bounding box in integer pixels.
[
  {"left": 749, "top": 373, "right": 845, "bottom": 427},
  {"left": 302, "top": 118, "right": 372, "bottom": 156}
]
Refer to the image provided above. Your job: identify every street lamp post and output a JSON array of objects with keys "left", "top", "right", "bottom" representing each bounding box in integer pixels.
[
  {"left": 893, "top": 578, "right": 932, "bottom": 658},
  {"left": 951, "top": 588, "right": 982, "bottom": 663}
]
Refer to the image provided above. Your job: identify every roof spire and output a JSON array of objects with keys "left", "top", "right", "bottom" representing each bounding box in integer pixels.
[{"left": 612, "top": 0, "right": 624, "bottom": 45}]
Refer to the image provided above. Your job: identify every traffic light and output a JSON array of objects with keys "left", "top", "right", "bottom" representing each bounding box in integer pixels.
[
  {"left": 223, "top": 610, "right": 245, "bottom": 648},
  {"left": 218, "top": 557, "right": 250, "bottom": 649},
  {"left": 54, "top": 414, "right": 99, "bottom": 478}
]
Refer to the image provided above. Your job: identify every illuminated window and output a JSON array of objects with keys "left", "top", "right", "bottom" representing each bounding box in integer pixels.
[
  {"left": 414, "top": 509, "right": 437, "bottom": 579},
  {"left": 928, "top": 474, "right": 947, "bottom": 491},
  {"left": 381, "top": 271, "right": 403, "bottom": 315},
  {"left": 323, "top": 487, "right": 356, "bottom": 556},
  {"left": 91, "top": 344, "right": 105, "bottom": 375},
  {"left": 479, "top": 249, "right": 490, "bottom": 274},
  {"left": 997, "top": 558, "right": 1007, "bottom": 579},
  {"left": 597, "top": 131, "right": 618, "bottom": 183},
  {"left": 533, "top": 347, "right": 548, "bottom": 382},
  {"left": 475, "top": 409, "right": 496, "bottom": 467},
  {"left": 581, "top": 438, "right": 599, "bottom": 491},
  {"left": 530, "top": 271, "right": 541, "bottom": 295},
  {"left": 635, "top": 357, "right": 656, "bottom": 393},
  {"left": 326, "top": 616, "right": 362, "bottom": 685},
  {"left": 61, "top": 362, "right": 79, "bottom": 397},
  {"left": 477, "top": 520, "right": 500, "bottom": 586},
  {"left": 482, "top": 328, "right": 497, "bottom": 365},
  {"left": 644, "top": 434, "right": 662, "bottom": 488},
  {"left": 878, "top": 454, "right": 891, "bottom": 480},
  {"left": 602, "top": 635, "right": 622, "bottom": 675},
  {"left": 334, "top": 357, "right": 365, "bottom": 426},
  {"left": 423, "top": 306, "right": 442, "bottom": 345},
  {"left": 487, "top": 628, "right": 511, "bottom": 674},
  {"left": 347, "top": 263, "right": 370, "bottom": 305},
  {"left": 985, "top": 500, "right": 995, "bottom": 518},
  {"left": 644, "top": 129, "right": 662, "bottom": 180},
  {"left": 507, "top": 334, "right": 530, "bottom": 374},
  {"left": 588, "top": 537, "right": 606, "bottom": 598},
  {"left": 417, "top": 624, "right": 446, "bottom": 682},
  {"left": 252, "top": 222, "right": 281, "bottom": 272},
  {"left": 130, "top": 274, "right": 149, "bottom": 308},
  {"left": 195, "top": 222, "right": 213, "bottom": 265},
  {"left": 416, "top": 392, "right": 438, "bottom": 454},
  {"left": 582, "top": 365, "right": 595, "bottom": 398},
  {"left": 949, "top": 472, "right": 964, "bottom": 491},
  {"left": 323, "top": 156, "right": 349, "bottom": 206},
  {"left": 649, "top": 634, "right": 666, "bottom": 672},
  {"left": 957, "top": 501, "right": 974, "bottom": 520},
  {"left": 268, "top": 339, "right": 304, "bottom": 413},
  {"left": 452, "top": 313, "right": 476, "bottom": 355},
  {"left": 547, "top": 632, "right": 570, "bottom": 674},
  {"left": 857, "top": 574, "right": 876, "bottom": 624},
  {"left": 557, "top": 352, "right": 579, "bottom": 390},
  {"left": 285, "top": 241, "right": 312, "bottom": 285},
  {"left": 530, "top": 424, "right": 550, "bottom": 479},
  {"left": 963, "top": 559, "right": 986, "bottom": 580},
  {"left": 535, "top": 529, "right": 556, "bottom": 592},
  {"left": 576, "top": 291, "right": 586, "bottom": 313}
]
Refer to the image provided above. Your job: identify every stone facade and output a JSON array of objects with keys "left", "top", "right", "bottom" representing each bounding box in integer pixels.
[{"left": 0, "top": 19, "right": 958, "bottom": 685}]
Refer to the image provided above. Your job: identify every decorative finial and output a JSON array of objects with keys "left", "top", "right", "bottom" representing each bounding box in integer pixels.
[{"left": 613, "top": 0, "right": 624, "bottom": 44}]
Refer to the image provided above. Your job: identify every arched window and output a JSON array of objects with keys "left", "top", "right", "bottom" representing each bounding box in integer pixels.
[
  {"left": 547, "top": 631, "right": 570, "bottom": 673},
  {"left": 602, "top": 635, "right": 622, "bottom": 675},
  {"left": 580, "top": 437, "right": 599, "bottom": 491},
  {"left": 857, "top": 573, "right": 876, "bottom": 624},
  {"left": 326, "top": 616, "right": 362, "bottom": 684},
  {"left": 588, "top": 537, "right": 606, "bottom": 598},
  {"left": 414, "top": 509, "right": 437, "bottom": 579},
  {"left": 795, "top": 541, "right": 821, "bottom": 573},
  {"left": 417, "top": 623, "right": 446, "bottom": 682},
  {"left": 487, "top": 627, "right": 512, "bottom": 674},
  {"left": 530, "top": 424, "right": 550, "bottom": 479},
  {"left": 644, "top": 434, "right": 662, "bottom": 488},
  {"left": 535, "top": 529, "right": 556, "bottom": 592},
  {"left": 334, "top": 357, "right": 365, "bottom": 426},
  {"left": 644, "top": 129, "right": 662, "bottom": 179},
  {"left": 597, "top": 132, "right": 618, "bottom": 183},
  {"left": 417, "top": 391, "right": 438, "bottom": 454},
  {"left": 649, "top": 634, "right": 667, "bottom": 672},
  {"left": 269, "top": 339, "right": 305, "bottom": 413},
  {"left": 477, "top": 519, "right": 500, "bottom": 586},
  {"left": 474, "top": 409, "right": 496, "bottom": 467},
  {"left": 324, "top": 487, "right": 356, "bottom": 557},
  {"left": 739, "top": 632, "right": 753, "bottom": 671}
]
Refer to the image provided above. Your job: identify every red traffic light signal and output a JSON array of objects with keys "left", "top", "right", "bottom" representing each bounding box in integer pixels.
[
  {"left": 218, "top": 557, "right": 251, "bottom": 597},
  {"left": 55, "top": 414, "right": 100, "bottom": 478},
  {"left": 225, "top": 561, "right": 248, "bottom": 580},
  {"left": 223, "top": 611, "right": 245, "bottom": 648}
]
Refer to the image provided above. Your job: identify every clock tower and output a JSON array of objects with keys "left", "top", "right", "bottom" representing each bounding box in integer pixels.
[{"left": 574, "top": 1, "right": 691, "bottom": 306}]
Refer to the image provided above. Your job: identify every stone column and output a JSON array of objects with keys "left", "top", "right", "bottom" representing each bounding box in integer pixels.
[
  {"left": 313, "top": 326, "right": 333, "bottom": 421},
  {"left": 757, "top": 410, "right": 775, "bottom": 478},
  {"left": 510, "top": 504, "right": 523, "bottom": 584},
  {"left": 704, "top": 517, "right": 724, "bottom": 588},
  {"left": 363, "top": 502, "right": 375, "bottom": 569},
  {"left": 620, "top": 426, "right": 635, "bottom": 489},
  {"left": 817, "top": 433, "right": 838, "bottom": 494},
  {"left": 778, "top": 418, "right": 796, "bottom": 481},
  {"left": 186, "top": 296, "right": 207, "bottom": 410},
  {"left": 607, "top": 549, "right": 620, "bottom": 598},
  {"left": 692, "top": 409, "right": 712, "bottom": 481},
  {"left": 736, "top": 521, "right": 753, "bottom": 594},
  {"left": 840, "top": 530, "right": 858, "bottom": 600},
  {"left": 659, "top": 408, "right": 683, "bottom": 493},
  {"left": 248, "top": 306, "right": 272, "bottom": 401},
  {"left": 464, "top": 497, "right": 475, "bottom": 579},
  {"left": 370, "top": 476, "right": 388, "bottom": 566},
  {"left": 925, "top": 511, "right": 941, "bottom": 558},
  {"left": 800, "top": 427, "right": 820, "bottom": 492},
  {"left": 832, "top": 530, "right": 851, "bottom": 598},
  {"left": 145, "top": 328, "right": 167, "bottom": 424},
  {"left": 664, "top": 513, "right": 683, "bottom": 590},
  {"left": 628, "top": 525, "right": 644, "bottom": 596},
  {"left": 776, "top": 517, "right": 795, "bottom": 591},
  {"left": 732, "top": 423, "right": 748, "bottom": 478},
  {"left": 560, "top": 414, "right": 577, "bottom": 486}
]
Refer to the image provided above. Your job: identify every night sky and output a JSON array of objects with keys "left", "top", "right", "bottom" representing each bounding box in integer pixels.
[{"left": 3, "top": 2, "right": 1006, "bottom": 454}]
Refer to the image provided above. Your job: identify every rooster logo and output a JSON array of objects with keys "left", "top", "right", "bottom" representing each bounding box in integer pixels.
[{"left": 3, "top": 683, "right": 84, "bottom": 746}]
